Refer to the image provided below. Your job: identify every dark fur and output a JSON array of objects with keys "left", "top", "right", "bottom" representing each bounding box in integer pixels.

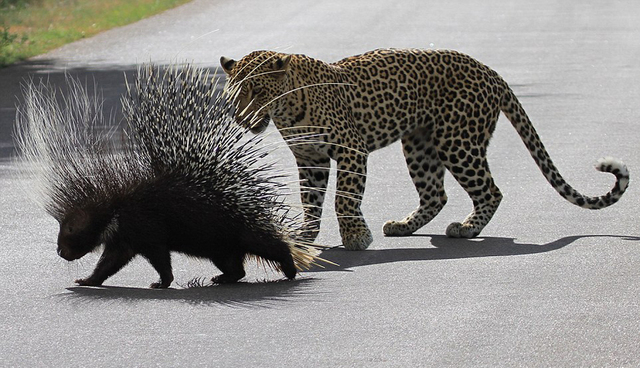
[{"left": 58, "top": 174, "right": 297, "bottom": 288}]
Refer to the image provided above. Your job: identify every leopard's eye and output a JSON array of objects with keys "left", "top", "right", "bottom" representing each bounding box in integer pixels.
[{"left": 252, "top": 85, "right": 263, "bottom": 95}]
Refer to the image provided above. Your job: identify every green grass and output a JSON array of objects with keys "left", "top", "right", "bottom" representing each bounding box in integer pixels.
[{"left": 0, "top": 0, "right": 192, "bottom": 67}]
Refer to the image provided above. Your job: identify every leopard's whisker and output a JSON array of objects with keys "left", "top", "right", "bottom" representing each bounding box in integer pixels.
[{"left": 296, "top": 166, "right": 368, "bottom": 177}]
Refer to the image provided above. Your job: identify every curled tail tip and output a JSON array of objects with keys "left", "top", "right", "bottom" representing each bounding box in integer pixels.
[
  {"left": 595, "top": 156, "right": 628, "bottom": 175},
  {"left": 595, "top": 156, "right": 629, "bottom": 186},
  {"left": 594, "top": 156, "right": 630, "bottom": 198}
]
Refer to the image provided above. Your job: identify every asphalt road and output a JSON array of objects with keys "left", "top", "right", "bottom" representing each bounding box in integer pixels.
[{"left": 2, "top": 0, "right": 640, "bottom": 367}]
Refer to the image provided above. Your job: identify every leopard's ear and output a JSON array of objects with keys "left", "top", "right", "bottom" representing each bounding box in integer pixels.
[
  {"left": 220, "top": 56, "right": 236, "bottom": 74},
  {"left": 271, "top": 54, "right": 291, "bottom": 79}
]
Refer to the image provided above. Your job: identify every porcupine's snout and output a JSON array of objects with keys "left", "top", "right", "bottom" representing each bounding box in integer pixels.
[
  {"left": 56, "top": 231, "right": 94, "bottom": 261},
  {"left": 55, "top": 210, "right": 101, "bottom": 261},
  {"left": 56, "top": 242, "right": 87, "bottom": 261},
  {"left": 56, "top": 234, "right": 98, "bottom": 261},
  {"left": 57, "top": 246, "right": 75, "bottom": 261}
]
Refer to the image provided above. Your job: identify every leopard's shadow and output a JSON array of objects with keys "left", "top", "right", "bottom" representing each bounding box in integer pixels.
[{"left": 309, "top": 234, "right": 640, "bottom": 272}]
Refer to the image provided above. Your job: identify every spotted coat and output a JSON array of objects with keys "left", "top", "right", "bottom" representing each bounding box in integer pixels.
[{"left": 221, "top": 49, "right": 628, "bottom": 250}]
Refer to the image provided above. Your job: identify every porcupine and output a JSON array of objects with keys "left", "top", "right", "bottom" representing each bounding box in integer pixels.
[{"left": 15, "top": 64, "right": 323, "bottom": 288}]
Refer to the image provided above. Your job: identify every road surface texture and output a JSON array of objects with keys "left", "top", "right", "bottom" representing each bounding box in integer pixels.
[{"left": 1, "top": 0, "right": 639, "bottom": 367}]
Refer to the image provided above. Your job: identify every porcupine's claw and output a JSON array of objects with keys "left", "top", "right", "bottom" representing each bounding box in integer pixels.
[
  {"left": 75, "top": 278, "right": 102, "bottom": 287},
  {"left": 211, "top": 273, "right": 244, "bottom": 284}
]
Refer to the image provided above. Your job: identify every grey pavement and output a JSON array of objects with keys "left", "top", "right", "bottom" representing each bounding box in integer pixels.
[{"left": 2, "top": 0, "right": 640, "bottom": 367}]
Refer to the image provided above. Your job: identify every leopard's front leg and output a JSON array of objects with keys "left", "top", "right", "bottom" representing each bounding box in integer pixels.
[
  {"left": 296, "top": 155, "right": 331, "bottom": 243},
  {"left": 335, "top": 150, "right": 372, "bottom": 250}
]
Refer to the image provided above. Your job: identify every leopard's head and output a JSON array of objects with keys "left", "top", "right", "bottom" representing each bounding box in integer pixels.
[{"left": 221, "top": 51, "right": 292, "bottom": 134}]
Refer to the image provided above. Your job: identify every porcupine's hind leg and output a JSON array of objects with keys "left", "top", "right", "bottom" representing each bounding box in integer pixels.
[
  {"left": 245, "top": 238, "right": 297, "bottom": 280},
  {"left": 211, "top": 252, "right": 247, "bottom": 284},
  {"left": 383, "top": 127, "right": 447, "bottom": 236}
]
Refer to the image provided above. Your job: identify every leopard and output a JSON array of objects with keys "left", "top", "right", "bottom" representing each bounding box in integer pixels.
[{"left": 220, "top": 48, "right": 629, "bottom": 250}]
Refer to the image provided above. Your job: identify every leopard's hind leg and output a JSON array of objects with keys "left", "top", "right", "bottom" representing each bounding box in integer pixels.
[
  {"left": 383, "top": 127, "right": 448, "bottom": 236},
  {"left": 439, "top": 143, "right": 503, "bottom": 238}
]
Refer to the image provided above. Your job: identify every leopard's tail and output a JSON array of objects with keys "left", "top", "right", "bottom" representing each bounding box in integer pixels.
[{"left": 501, "top": 87, "right": 629, "bottom": 209}]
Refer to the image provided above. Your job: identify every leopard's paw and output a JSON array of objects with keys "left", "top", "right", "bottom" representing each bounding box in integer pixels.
[
  {"left": 342, "top": 227, "right": 373, "bottom": 250},
  {"left": 382, "top": 220, "right": 415, "bottom": 236},
  {"left": 445, "top": 222, "right": 480, "bottom": 238}
]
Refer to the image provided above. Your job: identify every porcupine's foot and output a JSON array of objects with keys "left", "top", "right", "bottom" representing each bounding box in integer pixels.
[
  {"left": 211, "top": 272, "right": 245, "bottom": 284},
  {"left": 341, "top": 226, "right": 373, "bottom": 251},
  {"left": 280, "top": 258, "right": 297, "bottom": 280},
  {"left": 211, "top": 256, "right": 246, "bottom": 284},
  {"left": 149, "top": 278, "right": 173, "bottom": 289},
  {"left": 75, "top": 277, "right": 103, "bottom": 287}
]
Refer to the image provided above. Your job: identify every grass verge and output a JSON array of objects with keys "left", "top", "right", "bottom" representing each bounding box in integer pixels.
[{"left": 0, "top": 0, "right": 192, "bottom": 67}]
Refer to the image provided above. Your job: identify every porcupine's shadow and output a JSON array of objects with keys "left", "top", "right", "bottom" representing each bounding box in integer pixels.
[
  {"left": 310, "top": 234, "right": 640, "bottom": 272},
  {"left": 62, "top": 277, "right": 317, "bottom": 308}
]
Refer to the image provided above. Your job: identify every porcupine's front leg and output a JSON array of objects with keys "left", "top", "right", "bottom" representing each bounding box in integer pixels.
[
  {"left": 75, "top": 245, "right": 135, "bottom": 287},
  {"left": 335, "top": 151, "right": 372, "bottom": 250},
  {"left": 144, "top": 248, "right": 175, "bottom": 289},
  {"left": 296, "top": 155, "right": 331, "bottom": 243}
]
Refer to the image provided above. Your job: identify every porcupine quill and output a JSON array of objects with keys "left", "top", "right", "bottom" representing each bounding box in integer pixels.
[{"left": 15, "top": 64, "right": 326, "bottom": 288}]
